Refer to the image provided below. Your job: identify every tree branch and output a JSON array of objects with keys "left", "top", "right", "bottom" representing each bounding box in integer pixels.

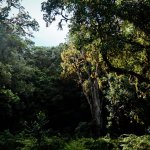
[{"left": 102, "top": 52, "right": 150, "bottom": 83}]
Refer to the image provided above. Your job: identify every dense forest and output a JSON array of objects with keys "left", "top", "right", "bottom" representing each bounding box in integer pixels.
[{"left": 0, "top": 0, "right": 150, "bottom": 149}]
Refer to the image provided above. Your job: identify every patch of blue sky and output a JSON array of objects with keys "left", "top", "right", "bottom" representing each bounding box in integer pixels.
[{"left": 21, "top": 0, "right": 69, "bottom": 46}]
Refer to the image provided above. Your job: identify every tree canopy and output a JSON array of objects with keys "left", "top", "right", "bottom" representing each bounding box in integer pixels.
[
  {"left": 42, "top": 0, "right": 150, "bottom": 136},
  {"left": 0, "top": 0, "right": 150, "bottom": 149}
]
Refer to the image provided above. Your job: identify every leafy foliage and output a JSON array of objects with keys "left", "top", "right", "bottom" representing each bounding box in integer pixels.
[
  {"left": 42, "top": 0, "right": 150, "bottom": 136},
  {"left": 0, "top": 0, "right": 150, "bottom": 149},
  {"left": 118, "top": 134, "right": 150, "bottom": 150}
]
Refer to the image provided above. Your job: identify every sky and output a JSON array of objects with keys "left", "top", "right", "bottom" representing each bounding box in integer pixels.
[{"left": 21, "top": 0, "right": 69, "bottom": 47}]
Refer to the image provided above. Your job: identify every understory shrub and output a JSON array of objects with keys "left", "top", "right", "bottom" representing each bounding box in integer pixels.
[
  {"left": 64, "top": 138, "right": 114, "bottom": 150},
  {"left": 118, "top": 134, "right": 150, "bottom": 150},
  {"left": 0, "top": 130, "right": 18, "bottom": 150},
  {"left": 0, "top": 131, "right": 150, "bottom": 150}
]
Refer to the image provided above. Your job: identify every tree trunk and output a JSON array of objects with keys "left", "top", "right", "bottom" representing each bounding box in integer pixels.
[
  {"left": 76, "top": 53, "right": 104, "bottom": 137},
  {"left": 89, "top": 78, "right": 104, "bottom": 137},
  {"left": 81, "top": 76, "right": 104, "bottom": 136}
]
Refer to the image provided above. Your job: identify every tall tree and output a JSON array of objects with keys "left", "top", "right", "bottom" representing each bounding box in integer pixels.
[
  {"left": 0, "top": 0, "right": 39, "bottom": 131},
  {"left": 42, "top": 0, "right": 150, "bottom": 136}
]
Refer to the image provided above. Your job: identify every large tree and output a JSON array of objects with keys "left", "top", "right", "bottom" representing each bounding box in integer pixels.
[
  {"left": 0, "top": 0, "right": 39, "bottom": 131},
  {"left": 42, "top": 0, "right": 150, "bottom": 136}
]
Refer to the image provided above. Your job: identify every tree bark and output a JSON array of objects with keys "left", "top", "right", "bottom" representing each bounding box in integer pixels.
[
  {"left": 89, "top": 77, "right": 104, "bottom": 137},
  {"left": 75, "top": 52, "right": 105, "bottom": 137},
  {"left": 83, "top": 62, "right": 104, "bottom": 137}
]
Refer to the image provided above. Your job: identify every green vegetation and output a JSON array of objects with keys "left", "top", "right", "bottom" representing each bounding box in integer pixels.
[
  {"left": 0, "top": 0, "right": 150, "bottom": 149},
  {"left": 0, "top": 131, "right": 150, "bottom": 150}
]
